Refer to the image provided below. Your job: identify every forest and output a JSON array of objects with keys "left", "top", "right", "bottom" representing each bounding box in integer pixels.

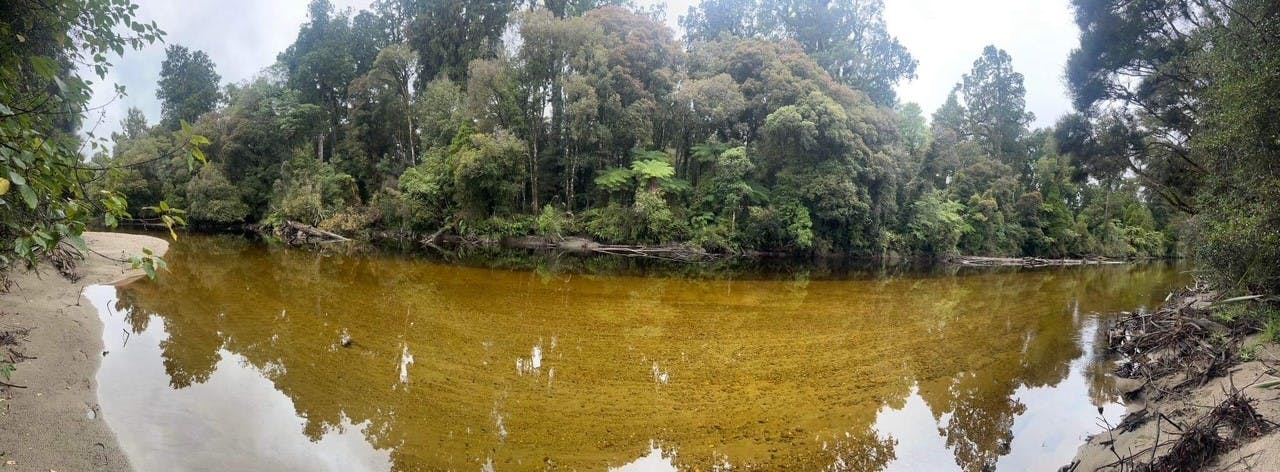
[{"left": 3, "top": 0, "right": 1279, "bottom": 291}]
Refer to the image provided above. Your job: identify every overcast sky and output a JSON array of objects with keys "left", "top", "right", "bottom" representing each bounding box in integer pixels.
[{"left": 83, "top": 0, "right": 1079, "bottom": 144}]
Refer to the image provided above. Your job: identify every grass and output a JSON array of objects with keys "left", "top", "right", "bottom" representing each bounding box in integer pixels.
[{"left": 1213, "top": 303, "right": 1280, "bottom": 360}]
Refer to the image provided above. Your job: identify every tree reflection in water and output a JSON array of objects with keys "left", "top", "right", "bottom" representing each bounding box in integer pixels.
[{"left": 100, "top": 234, "right": 1184, "bottom": 471}]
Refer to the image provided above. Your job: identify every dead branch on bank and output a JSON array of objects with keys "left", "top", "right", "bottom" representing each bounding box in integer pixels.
[
  {"left": 1093, "top": 386, "right": 1272, "bottom": 472},
  {"left": 956, "top": 255, "right": 1127, "bottom": 267},
  {"left": 280, "top": 220, "right": 349, "bottom": 245},
  {"left": 1108, "top": 286, "right": 1235, "bottom": 393},
  {"left": 1072, "top": 280, "right": 1280, "bottom": 472},
  {"left": 587, "top": 244, "right": 714, "bottom": 262}
]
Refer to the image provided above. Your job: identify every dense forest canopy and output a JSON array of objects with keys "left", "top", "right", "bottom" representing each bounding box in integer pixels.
[{"left": 3, "top": 0, "right": 1278, "bottom": 292}]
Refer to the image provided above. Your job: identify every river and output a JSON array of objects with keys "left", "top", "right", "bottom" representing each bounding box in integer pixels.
[{"left": 87, "top": 234, "right": 1186, "bottom": 471}]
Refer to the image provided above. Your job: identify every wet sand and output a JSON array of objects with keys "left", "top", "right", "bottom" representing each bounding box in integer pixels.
[{"left": 0, "top": 232, "right": 167, "bottom": 471}]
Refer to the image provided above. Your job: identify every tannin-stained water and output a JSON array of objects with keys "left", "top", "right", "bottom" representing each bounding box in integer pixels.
[{"left": 89, "top": 234, "right": 1186, "bottom": 471}]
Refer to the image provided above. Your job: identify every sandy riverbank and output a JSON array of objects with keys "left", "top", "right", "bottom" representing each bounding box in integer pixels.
[
  {"left": 1066, "top": 291, "right": 1280, "bottom": 471},
  {"left": 0, "top": 232, "right": 168, "bottom": 471}
]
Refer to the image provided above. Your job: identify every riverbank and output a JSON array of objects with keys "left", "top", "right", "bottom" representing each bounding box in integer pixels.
[
  {"left": 0, "top": 232, "right": 168, "bottom": 471},
  {"left": 1065, "top": 287, "right": 1280, "bottom": 471},
  {"left": 954, "top": 255, "right": 1128, "bottom": 267}
]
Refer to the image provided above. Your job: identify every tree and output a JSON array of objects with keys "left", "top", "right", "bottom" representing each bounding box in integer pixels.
[
  {"left": 342, "top": 43, "right": 420, "bottom": 189},
  {"left": 1, "top": 0, "right": 198, "bottom": 274},
  {"left": 114, "top": 107, "right": 151, "bottom": 142},
  {"left": 896, "top": 102, "right": 929, "bottom": 158},
  {"left": 407, "top": 0, "right": 517, "bottom": 83},
  {"left": 681, "top": 0, "right": 916, "bottom": 106},
  {"left": 1065, "top": 0, "right": 1280, "bottom": 291},
  {"left": 960, "top": 46, "right": 1032, "bottom": 177},
  {"left": 679, "top": 0, "right": 764, "bottom": 43},
  {"left": 1063, "top": 0, "right": 1208, "bottom": 215},
  {"left": 157, "top": 45, "right": 222, "bottom": 130},
  {"left": 452, "top": 131, "right": 526, "bottom": 219},
  {"left": 187, "top": 165, "right": 251, "bottom": 225},
  {"left": 909, "top": 190, "right": 971, "bottom": 257},
  {"left": 278, "top": 0, "right": 373, "bottom": 161}
]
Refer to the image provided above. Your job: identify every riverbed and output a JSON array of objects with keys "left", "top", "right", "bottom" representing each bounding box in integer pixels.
[{"left": 88, "top": 234, "right": 1187, "bottom": 471}]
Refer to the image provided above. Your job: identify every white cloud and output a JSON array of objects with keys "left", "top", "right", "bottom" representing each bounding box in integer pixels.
[
  {"left": 83, "top": 0, "right": 1079, "bottom": 145},
  {"left": 82, "top": 0, "right": 370, "bottom": 143},
  {"left": 883, "top": 0, "right": 1079, "bottom": 127}
]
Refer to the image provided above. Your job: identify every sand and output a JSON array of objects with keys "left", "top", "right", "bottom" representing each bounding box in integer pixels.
[
  {"left": 0, "top": 232, "right": 168, "bottom": 472},
  {"left": 1068, "top": 337, "right": 1280, "bottom": 471}
]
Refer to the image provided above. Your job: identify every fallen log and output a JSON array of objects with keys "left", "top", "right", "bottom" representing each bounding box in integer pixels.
[
  {"left": 283, "top": 220, "right": 349, "bottom": 244},
  {"left": 954, "top": 255, "right": 1127, "bottom": 267},
  {"left": 588, "top": 244, "right": 713, "bottom": 262}
]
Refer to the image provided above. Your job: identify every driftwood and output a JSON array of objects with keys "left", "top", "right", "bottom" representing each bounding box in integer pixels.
[
  {"left": 955, "top": 256, "right": 1126, "bottom": 268},
  {"left": 422, "top": 225, "right": 451, "bottom": 246},
  {"left": 1108, "top": 286, "right": 1232, "bottom": 392},
  {"left": 1060, "top": 284, "right": 1278, "bottom": 472},
  {"left": 501, "top": 236, "right": 714, "bottom": 262},
  {"left": 282, "top": 220, "right": 349, "bottom": 245},
  {"left": 116, "top": 218, "right": 170, "bottom": 229},
  {"left": 587, "top": 244, "right": 713, "bottom": 262},
  {"left": 1086, "top": 386, "right": 1272, "bottom": 472}
]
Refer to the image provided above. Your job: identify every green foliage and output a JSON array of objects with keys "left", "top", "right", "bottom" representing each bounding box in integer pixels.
[
  {"left": 457, "top": 215, "right": 535, "bottom": 241},
  {"left": 535, "top": 204, "right": 566, "bottom": 240},
  {"left": 631, "top": 157, "right": 676, "bottom": 191},
  {"left": 451, "top": 131, "right": 526, "bottom": 220},
  {"left": 41, "top": 0, "right": 1214, "bottom": 267},
  {"left": 0, "top": 359, "right": 14, "bottom": 381},
  {"left": 271, "top": 151, "right": 360, "bottom": 225},
  {"left": 594, "top": 168, "right": 635, "bottom": 193},
  {"left": 1062, "top": 0, "right": 1280, "bottom": 289},
  {"left": 681, "top": 0, "right": 916, "bottom": 106},
  {"left": 960, "top": 46, "right": 1033, "bottom": 176},
  {"left": 0, "top": 0, "right": 208, "bottom": 274},
  {"left": 186, "top": 165, "right": 251, "bottom": 224},
  {"left": 908, "top": 191, "right": 971, "bottom": 257},
  {"left": 743, "top": 202, "right": 815, "bottom": 251},
  {"left": 407, "top": 0, "right": 515, "bottom": 83},
  {"left": 157, "top": 45, "right": 222, "bottom": 130},
  {"left": 129, "top": 247, "right": 168, "bottom": 280},
  {"left": 579, "top": 203, "right": 630, "bottom": 243},
  {"left": 631, "top": 189, "right": 687, "bottom": 244}
]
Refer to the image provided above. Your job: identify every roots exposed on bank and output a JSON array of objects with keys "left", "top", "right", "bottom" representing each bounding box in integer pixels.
[
  {"left": 1066, "top": 281, "right": 1280, "bottom": 471},
  {"left": 1081, "top": 385, "right": 1273, "bottom": 472},
  {"left": 1107, "top": 285, "right": 1238, "bottom": 394}
]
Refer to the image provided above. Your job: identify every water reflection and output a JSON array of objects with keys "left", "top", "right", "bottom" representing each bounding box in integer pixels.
[
  {"left": 90, "top": 286, "right": 390, "bottom": 471},
  {"left": 94, "top": 234, "right": 1185, "bottom": 471}
]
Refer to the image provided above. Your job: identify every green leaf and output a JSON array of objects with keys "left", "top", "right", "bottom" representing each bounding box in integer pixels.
[
  {"left": 30, "top": 56, "right": 58, "bottom": 80},
  {"left": 594, "top": 168, "right": 634, "bottom": 191},
  {"left": 67, "top": 233, "right": 89, "bottom": 254},
  {"left": 19, "top": 183, "right": 37, "bottom": 209}
]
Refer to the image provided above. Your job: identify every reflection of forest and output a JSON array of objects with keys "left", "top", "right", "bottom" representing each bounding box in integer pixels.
[{"left": 112, "top": 235, "right": 1183, "bottom": 471}]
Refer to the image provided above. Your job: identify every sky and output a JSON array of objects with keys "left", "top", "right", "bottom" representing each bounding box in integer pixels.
[{"left": 83, "top": 0, "right": 1080, "bottom": 144}]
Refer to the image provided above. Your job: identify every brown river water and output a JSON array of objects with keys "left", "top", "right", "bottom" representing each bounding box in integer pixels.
[{"left": 88, "top": 234, "right": 1186, "bottom": 471}]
